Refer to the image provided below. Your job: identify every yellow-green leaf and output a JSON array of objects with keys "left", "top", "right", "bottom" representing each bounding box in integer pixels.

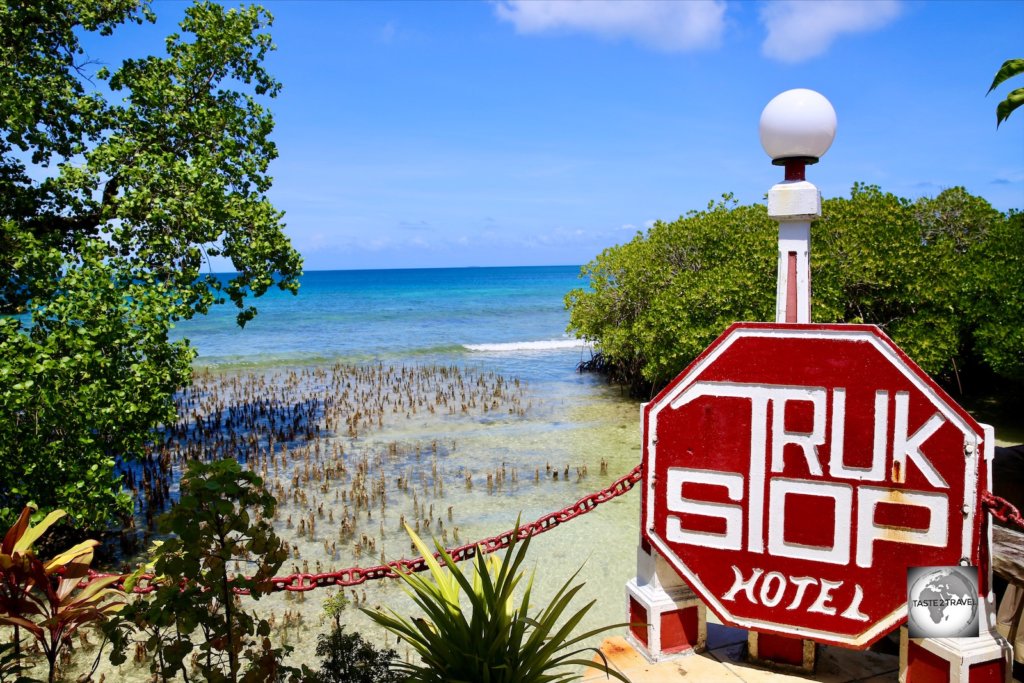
[{"left": 13, "top": 509, "right": 66, "bottom": 553}]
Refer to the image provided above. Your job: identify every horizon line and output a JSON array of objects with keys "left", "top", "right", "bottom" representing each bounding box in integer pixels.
[{"left": 206, "top": 263, "right": 585, "bottom": 276}]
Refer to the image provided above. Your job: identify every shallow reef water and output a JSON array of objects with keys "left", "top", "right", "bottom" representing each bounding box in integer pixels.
[{"left": 60, "top": 357, "right": 642, "bottom": 680}]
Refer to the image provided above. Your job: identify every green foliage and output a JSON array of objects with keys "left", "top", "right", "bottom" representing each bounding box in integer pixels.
[
  {"left": 0, "top": 0, "right": 303, "bottom": 531},
  {"left": 0, "top": 241, "right": 194, "bottom": 530},
  {"left": 567, "top": 185, "right": 1021, "bottom": 394},
  {"left": 966, "top": 209, "right": 1024, "bottom": 380},
  {"left": 104, "top": 459, "right": 292, "bottom": 682},
  {"left": 365, "top": 524, "right": 628, "bottom": 683},
  {"left": 321, "top": 589, "right": 350, "bottom": 631},
  {"left": 567, "top": 195, "right": 775, "bottom": 394},
  {"left": 987, "top": 58, "right": 1024, "bottom": 127},
  {"left": 311, "top": 626, "right": 399, "bottom": 683},
  {"left": 815, "top": 184, "right": 964, "bottom": 375},
  {"left": 0, "top": 506, "right": 125, "bottom": 683}
]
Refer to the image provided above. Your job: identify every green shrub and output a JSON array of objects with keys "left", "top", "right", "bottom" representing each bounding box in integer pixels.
[
  {"left": 322, "top": 590, "right": 350, "bottom": 631},
  {"left": 311, "top": 626, "right": 399, "bottom": 683},
  {"left": 568, "top": 185, "right": 1021, "bottom": 395},
  {"left": 105, "top": 459, "right": 291, "bottom": 682}
]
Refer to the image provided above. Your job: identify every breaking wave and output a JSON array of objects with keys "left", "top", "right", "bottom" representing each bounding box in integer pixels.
[{"left": 463, "top": 339, "right": 591, "bottom": 353}]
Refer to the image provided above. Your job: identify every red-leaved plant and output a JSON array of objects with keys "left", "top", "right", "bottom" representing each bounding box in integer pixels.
[{"left": 0, "top": 506, "right": 125, "bottom": 682}]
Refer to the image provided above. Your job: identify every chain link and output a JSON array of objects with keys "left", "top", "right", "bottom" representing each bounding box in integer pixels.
[
  {"left": 82, "top": 475, "right": 1024, "bottom": 596},
  {"left": 87, "top": 464, "right": 644, "bottom": 595},
  {"left": 982, "top": 490, "right": 1024, "bottom": 531}
]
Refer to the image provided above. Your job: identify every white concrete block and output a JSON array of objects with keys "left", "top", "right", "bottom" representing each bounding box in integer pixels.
[{"left": 768, "top": 180, "right": 821, "bottom": 220}]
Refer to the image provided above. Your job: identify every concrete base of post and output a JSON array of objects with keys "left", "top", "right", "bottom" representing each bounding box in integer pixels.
[
  {"left": 625, "top": 542, "right": 707, "bottom": 660},
  {"left": 899, "top": 596, "right": 1013, "bottom": 683},
  {"left": 747, "top": 631, "right": 816, "bottom": 673}
]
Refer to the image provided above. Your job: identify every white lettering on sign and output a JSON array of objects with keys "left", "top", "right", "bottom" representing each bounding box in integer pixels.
[
  {"left": 769, "top": 387, "right": 827, "bottom": 477},
  {"left": 664, "top": 382, "right": 952, "bottom": 566},
  {"left": 767, "top": 478, "right": 852, "bottom": 565},
  {"left": 666, "top": 468, "right": 744, "bottom": 550},
  {"left": 855, "top": 486, "right": 948, "bottom": 567},
  {"left": 892, "top": 392, "right": 948, "bottom": 488},
  {"left": 722, "top": 566, "right": 869, "bottom": 621},
  {"left": 827, "top": 388, "right": 888, "bottom": 481}
]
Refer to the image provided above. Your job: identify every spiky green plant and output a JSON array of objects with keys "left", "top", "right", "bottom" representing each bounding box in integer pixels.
[{"left": 365, "top": 524, "right": 628, "bottom": 683}]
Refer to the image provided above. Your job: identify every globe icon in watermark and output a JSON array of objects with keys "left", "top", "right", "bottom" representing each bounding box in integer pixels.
[{"left": 907, "top": 566, "right": 980, "bottom": 638}]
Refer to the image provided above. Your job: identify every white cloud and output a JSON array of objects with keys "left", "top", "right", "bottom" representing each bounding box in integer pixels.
[
  {"left": 761, "top": 0, "right": 902, "bottom": 63},
  {"left": 620, "top": 220, "right": 656, "bottom": 232},
  {"left": 494, "top": 0, "right": 727, "bottom": 53}
]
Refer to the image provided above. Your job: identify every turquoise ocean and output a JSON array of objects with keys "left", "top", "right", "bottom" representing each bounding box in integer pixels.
[
  {"left": 173, "top": 265, "right": 594, "bottom": 380},
  {"left": 150, "top": 265, "right": 644, "bottom": 674}
]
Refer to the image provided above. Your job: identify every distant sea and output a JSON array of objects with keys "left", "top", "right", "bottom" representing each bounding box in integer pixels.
[{"left": 172, "top": 265, "right": 593, "bottom": 381}]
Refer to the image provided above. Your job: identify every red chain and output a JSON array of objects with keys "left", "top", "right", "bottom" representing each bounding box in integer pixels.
[
  {"left": 982, "top": 490, "right": 1024, "bottom": 531},
  {"left": 87, "top": 464, "right": 644, "bottom": 595},
  {"left": 81, "top": 477, "right": 1024, "bottom": 596}
]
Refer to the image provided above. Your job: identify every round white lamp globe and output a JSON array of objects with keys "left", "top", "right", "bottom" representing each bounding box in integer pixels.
[{"left": 759, "top": 89, "right": 837, "bottom": 164}]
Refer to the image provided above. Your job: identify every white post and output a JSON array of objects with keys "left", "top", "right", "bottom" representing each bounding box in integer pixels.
[{"left": 768, "top": 171, "right": 820, "bottom": 324}]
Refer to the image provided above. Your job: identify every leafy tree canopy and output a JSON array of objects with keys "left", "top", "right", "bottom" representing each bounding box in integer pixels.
[
  {"left": 567, "top": 185, "right": 1022, "bottom": 397},
  {"left": 0, "top": 0, "right": 303, "bottom": 530}
]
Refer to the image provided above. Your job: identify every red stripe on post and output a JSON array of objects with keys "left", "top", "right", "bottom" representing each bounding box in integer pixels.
[{"left": 786, "top": 251, "right": 798, "bottom": 323}]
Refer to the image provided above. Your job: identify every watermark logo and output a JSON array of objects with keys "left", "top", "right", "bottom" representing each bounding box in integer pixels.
[{"left": 907, "top": 566, "right": 979, "bottom": 638}]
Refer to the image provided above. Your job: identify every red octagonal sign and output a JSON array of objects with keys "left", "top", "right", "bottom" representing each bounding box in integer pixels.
[{"left": 642, "top": 323, "right": 990, "bottom": 649}]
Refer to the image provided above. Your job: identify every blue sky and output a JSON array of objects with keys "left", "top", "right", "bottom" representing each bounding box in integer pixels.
[{"left": 95, "top": 1, "right": 1023, "bottom": 270}]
